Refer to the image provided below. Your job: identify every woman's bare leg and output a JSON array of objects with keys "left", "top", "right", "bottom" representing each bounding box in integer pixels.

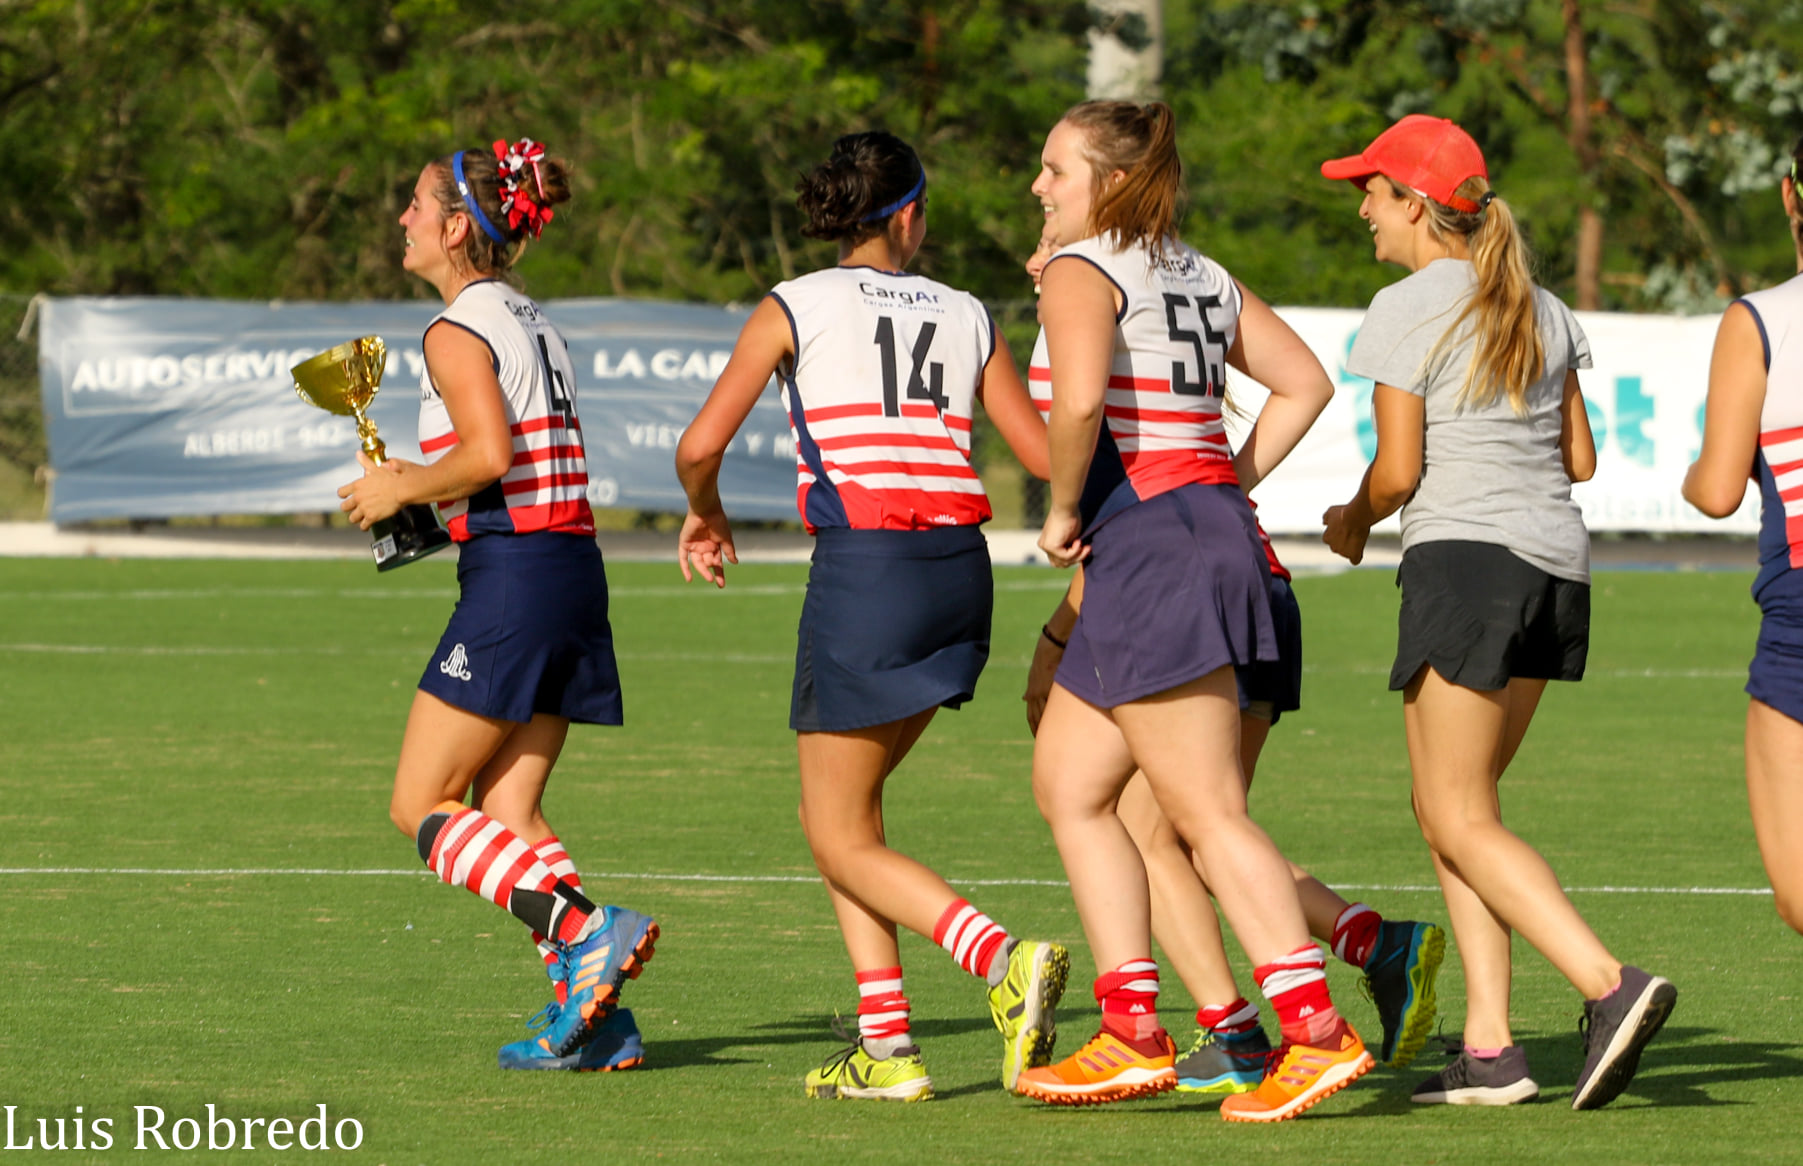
[
  {"left": 1404, "top": 669, "right": 1620, "bottom": 1008},
  {"left": 1746, "top": 699, "right": 1803, "bottom": 934}
]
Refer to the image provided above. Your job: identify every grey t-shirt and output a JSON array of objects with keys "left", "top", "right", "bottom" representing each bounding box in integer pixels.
[{"left": 1347, "top": 258, "right": 1593, "bottom": 582}]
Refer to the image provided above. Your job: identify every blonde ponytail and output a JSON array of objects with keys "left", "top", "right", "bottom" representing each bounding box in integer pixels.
[{"left": 1397, "top": 175, "right": 1543, "bottom": 415}]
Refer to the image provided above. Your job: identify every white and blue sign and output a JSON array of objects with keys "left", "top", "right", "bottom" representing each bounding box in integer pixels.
[
  {"left": 1222, "top": 306, "right": 1751, "bottom": 535},
  {"left": 37, "top": 296, "right": 795, "bottom": 523}
]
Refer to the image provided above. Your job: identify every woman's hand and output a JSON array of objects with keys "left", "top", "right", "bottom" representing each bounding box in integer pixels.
[
  {"left": 1321, "top": 502, "right": 1370, "bottom": 565},
  {"left": 1037, "top": 505, "right": 1088, "bottom": 568},
  {"left": 678, "top": 507, "right": 738, "bottom": 588},
  {"left": 1023, "top": 631, "right": 1063, "bottom": 735},
  {"left": 337, "top": 450, "right": 411, "bottom": 529}
]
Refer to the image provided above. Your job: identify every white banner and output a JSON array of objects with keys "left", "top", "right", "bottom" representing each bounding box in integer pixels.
[{"left": 1233, "top": 307, "right": 1753, "bottom": 535}]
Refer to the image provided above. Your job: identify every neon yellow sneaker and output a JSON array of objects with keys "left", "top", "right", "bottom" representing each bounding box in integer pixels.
[
  {"left": 1360, "top": 920, "right": 1446, "bottom": 1068},
  {"left": 986, "top": 939, "right": 1070, "bottom": 1091},
  {"left": 803, "top": 1037, "right": 934, "bottom": 1102}
]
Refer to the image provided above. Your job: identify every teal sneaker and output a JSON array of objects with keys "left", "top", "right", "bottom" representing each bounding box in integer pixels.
[
  {"left": 498, "top": 1006, "right": 645, "bottom": 1071},
  {"left": 1361, "top": 920, "right": 1445, "bottom": 1067},
  {"left": 1173, "top": 1026, "right": 1271, "bottom": 1094}
]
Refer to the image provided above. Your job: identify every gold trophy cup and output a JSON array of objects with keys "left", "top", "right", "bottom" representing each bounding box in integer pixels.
[{"left": 291, "top": 336, "right": 452, "bottom": 571}]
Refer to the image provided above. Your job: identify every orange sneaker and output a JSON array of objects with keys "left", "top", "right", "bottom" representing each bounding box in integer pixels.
[
  {"left": 1015, "top": 1028, "right": 1176, "bottom": 1106},
  {"left": 1218, "top": 1023, "right": 1373, "bottom": 1123}
]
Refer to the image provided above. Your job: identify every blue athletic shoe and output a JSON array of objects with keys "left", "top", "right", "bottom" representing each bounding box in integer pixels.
[
  {"left": 1361, "top": 920, "right": 1446, "bottom": 1068},
  {"left": 498, "top": 1006, "right": 646, "bottom": 1071},
  {"left": 534, "top": 906, "right": 660, "bottom": 1059}
]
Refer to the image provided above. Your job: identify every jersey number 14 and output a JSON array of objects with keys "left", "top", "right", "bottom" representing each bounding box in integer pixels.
[{"left": 873, "top": 317, "right": 947, "bottom": 416}]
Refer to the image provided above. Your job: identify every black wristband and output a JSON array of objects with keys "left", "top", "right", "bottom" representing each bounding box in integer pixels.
[{"left": 1041, "top": 625, "right": 1068, "bottom": 650}]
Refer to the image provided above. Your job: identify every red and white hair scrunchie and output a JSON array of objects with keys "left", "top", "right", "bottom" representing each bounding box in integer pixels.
[{"left": 493, "top": 137, "right": 554, "bottom": 239}]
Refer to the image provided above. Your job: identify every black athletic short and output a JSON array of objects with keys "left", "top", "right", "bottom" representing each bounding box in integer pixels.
[{"left": 1390, "top": 540, "right": 1588, "bottom": 692}]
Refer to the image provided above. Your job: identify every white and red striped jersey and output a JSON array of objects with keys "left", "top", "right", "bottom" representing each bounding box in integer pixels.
[
  {"left": 416, "top": 280, "right": 594, "bottom": 540},
  {"left": 1025, "top": 350, "right": 1284, "bottom": 577},
  {"left": 768, "top": 266, "right": 995, "bottom": 532},
  {"left": 1030, "top": 235, "right": 1242, "bottom": 531},
  {"left": 1742, "top": 276, "right": 1803, "bottom": 572},
  {"left": 1738, "top": 277, "right": 1803, "bottom": 580}
]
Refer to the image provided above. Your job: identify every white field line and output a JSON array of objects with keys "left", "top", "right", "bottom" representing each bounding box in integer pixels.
[
  {"left": 0, "top": 645, "right": 1744, "bottom": 681},
  {"left": 0, "top": 642, "right": 1745, "bottom": 679},
  {"left": 0, "top": 643, "right": 799, "bottom": 664},
  {"left": 0, "top": 867, "right": 1771, "bottom": 895},
  {"left": 0, "top": 579, "right": 1065, "bottom": 603}
]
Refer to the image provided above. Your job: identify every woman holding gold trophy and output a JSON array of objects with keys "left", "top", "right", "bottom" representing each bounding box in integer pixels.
[{"left": 337, "top": 137, "right": 658, "bottom": 1072}]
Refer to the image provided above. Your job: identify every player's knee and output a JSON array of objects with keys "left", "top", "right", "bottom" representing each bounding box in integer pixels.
[
  {"left": 1030, "top": 766, "right": 1081, "bottom": 824},
  {"left": 389, "top": 798, "right": 421, "bottom": 840},
  {"left": 1409, "top": 797, "right": 1467, "bottom": 858},
  {"left": 1132, "top": 815, "right": 1186, "bottom": 864},
  {"left": 391, "top": 792, "right": 440, "bottom": 844},
  {"left": 805, "top": 834, "right": 856, "bottom": 883}
]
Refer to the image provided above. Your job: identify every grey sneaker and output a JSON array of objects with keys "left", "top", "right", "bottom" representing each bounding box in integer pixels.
[
  {"left": 1572, "top": 966, "right": 1677, "bottom": 1110},
  {"left": 1172, "top": 1026, "right": 1271, "bottom": 1094},
  {"left": 1411, "top": 1046, "right": 1539, "bottom": 1105}
]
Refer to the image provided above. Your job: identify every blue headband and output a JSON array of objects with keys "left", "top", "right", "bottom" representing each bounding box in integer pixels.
[
  {"left": 860, "top": 168, "right": 927, "bottom": 223},
  {"left": 451, "top": 151, "right": 508, "bottom": 244}
]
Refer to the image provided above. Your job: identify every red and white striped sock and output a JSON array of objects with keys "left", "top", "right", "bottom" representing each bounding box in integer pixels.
[
  {"left": 417, "top": 802, "right": 593, "bottom": 943},
  {"left": 531, "top": 836, "right": 585, "bottom": 1003},
  {"left": 1197, "top": 996, "right": 1261, "bottom": 1039},
  {"left": 1096, "top": 958, "right": 1164, "bottom": 1043},
  {"left": 1330, "top": 903, "right": 1383, "bottom": 968},
  {"left": 856, "top": 966, "right": 911, "bottom": 1055},
  {"left": 1254, "top": 944, "right": 1343, "bottom": 1046},
  {"left": 932, "top": 898, "right": 1010, "bottom": 980}
]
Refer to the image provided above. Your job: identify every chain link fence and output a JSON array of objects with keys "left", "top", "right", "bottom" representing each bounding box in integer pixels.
[{"left": 0, "top": 294, "right": 46, "bottom": 519}]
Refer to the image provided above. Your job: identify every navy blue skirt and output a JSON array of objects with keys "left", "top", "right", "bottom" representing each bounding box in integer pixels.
[
  {"left": 1749, "top": 623, "right": 1803, "bottom": 726},
  {"left": 1240, "top": 576, "right": 1302, "bottom": 723},
  {"left": 418, "top": 532, "right": 623, "bottom": 726},
  {"left": 1057, "top": 483, "right": 1277, "bottom": 709},
  {"left": 791, "top": 525, "right": 992, "bottom": 733}
]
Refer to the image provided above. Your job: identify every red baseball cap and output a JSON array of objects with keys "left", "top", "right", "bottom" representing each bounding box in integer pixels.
[{"left": 1320, "top": 115, "right": 1488, "bottom": 213}]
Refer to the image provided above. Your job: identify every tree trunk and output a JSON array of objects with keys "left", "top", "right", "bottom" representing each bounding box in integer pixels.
[
  {"left": 1561, "top": 0, "right": 1602, "bottom": 310},
  {"left": 1087, "top": 0, "right": 1162, "bottom": 100}
]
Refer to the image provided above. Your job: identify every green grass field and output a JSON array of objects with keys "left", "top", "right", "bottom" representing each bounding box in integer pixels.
[{"left": 1, "top": 557, "right": 1798, "bottom": 1164}]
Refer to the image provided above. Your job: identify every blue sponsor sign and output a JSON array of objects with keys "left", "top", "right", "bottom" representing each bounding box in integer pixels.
[{"left": 37, "top": 296, "right": 795, "bottom": 523}]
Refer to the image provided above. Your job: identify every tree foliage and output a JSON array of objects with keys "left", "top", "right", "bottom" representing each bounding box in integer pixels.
[
  {"left": 2, "top": 0, "right": 1801, "bottom": 315},
  {"left": 0, "top": 0, "right": 1085, "bottom": 307},
  {"left": 1164, "top": 0, "right": 1803, "bottom": 312}
]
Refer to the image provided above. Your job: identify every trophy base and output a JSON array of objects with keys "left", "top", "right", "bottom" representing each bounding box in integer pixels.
[{"left": 370, "top": 505, "right": 453, "bottom": 571}]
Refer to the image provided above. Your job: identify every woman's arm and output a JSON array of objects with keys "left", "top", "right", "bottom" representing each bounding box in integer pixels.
[
  {"left": 976, "top": 330, "right": 1051, "bottom": 481},
  {"left": 338, "top": 323, "right": 512, "bottom": 528},
  {"left": 1560, "top": 370, "right": 1597, "bottom": 483},
  {"left": 1322, "top": 384, "right": 1424, "bottom": 565},
  {"left": 1683, "top": 302, "right": 1766, "bottom": 518},
  {"left": 1226, "top": 283, "right": 1334, "bottom": 492},
  {"left": 674, "top": 296, "right": 792, "bottom": 586},
  {"left": 1036, "top": 258, "right": 1120, "bottom": 567}
]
